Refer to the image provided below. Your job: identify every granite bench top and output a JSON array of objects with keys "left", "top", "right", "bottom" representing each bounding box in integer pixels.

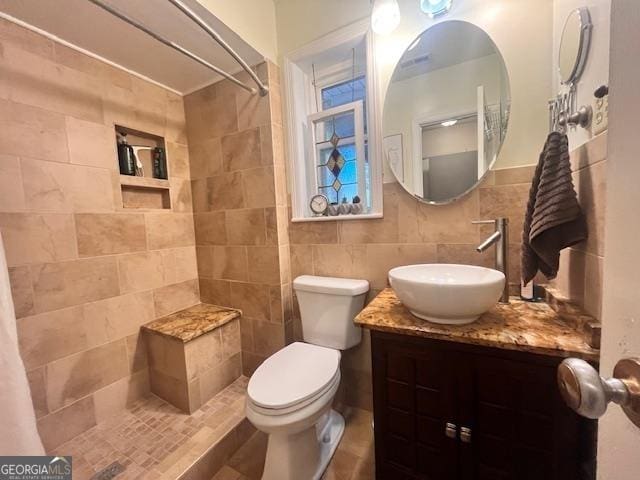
[
  {"left": 354, "top": 288, "right": 599, "bottom": 361},
  {"left": 142, "top": 303, "right": 241, "bottom": 342}
]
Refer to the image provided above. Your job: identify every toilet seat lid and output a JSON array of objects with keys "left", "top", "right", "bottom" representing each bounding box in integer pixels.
[{"left": 248, "top": 342, "right": 340, "bottom": 410}]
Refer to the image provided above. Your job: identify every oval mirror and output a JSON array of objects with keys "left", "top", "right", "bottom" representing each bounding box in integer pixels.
[
  {"left": 383, "top": 21, "right": 510, "bottom": 204},
  {"left": 558, "top": 7, "right": 592, "bottom": 85}
]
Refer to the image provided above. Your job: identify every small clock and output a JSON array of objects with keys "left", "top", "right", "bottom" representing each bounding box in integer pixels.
[{"left": 309, "top": 194, "right": 329, "bottom": 216}]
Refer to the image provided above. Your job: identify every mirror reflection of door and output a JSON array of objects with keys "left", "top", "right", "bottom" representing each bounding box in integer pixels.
[
  {"left": 420, "top": 115, "right": 478, "bottom": 202},
  {"left": 383, "top": 20, "right": 510, "bottom": 204}
]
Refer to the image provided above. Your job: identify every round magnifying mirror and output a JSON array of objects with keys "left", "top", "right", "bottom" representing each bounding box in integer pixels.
[
  {"left": 383, "top": 21, "right": 510, "bottom": 204},
  {"left": 559, "top": 7, "right": 592, "bottom": 85}
]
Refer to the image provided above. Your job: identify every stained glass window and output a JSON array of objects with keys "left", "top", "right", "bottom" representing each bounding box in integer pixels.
[{"left": 310, "top": 101, "right": 364, "bottom": 206}]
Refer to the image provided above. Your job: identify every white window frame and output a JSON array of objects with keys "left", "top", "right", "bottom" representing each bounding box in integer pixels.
[
  {"left": 283, "top": 18, "right": 383, "bottom": 222},
  {"left": 308, "top": 100, "right": 366, "bottom": 204}
]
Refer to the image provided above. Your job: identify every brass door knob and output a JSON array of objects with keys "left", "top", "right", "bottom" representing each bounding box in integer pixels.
[{"left": 557, "top": 358, "right": 640, "bottom": 427}]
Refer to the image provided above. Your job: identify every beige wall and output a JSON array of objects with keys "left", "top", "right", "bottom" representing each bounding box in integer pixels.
[
  {"left": 199, "top": 0, "right": 279, "bottom": 62},
  {"left": 277, "top": 0, "right": 554, "bottom": 171},
  {"left": 185, "top": 62, "right": 293, "bottom": 377},
  {"left": 0, "top": 18, "right": 201, "bottom": 450},
  {"left": 551, "top": 132, "right": 607, "bottom": 320}
]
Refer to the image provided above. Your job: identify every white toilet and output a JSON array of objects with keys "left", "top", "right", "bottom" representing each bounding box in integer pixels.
[{"left": 246, "top": 275, "right": 369, "bottom": 480}]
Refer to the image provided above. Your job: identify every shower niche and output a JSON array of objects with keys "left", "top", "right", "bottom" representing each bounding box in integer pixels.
[{"left": 115, "top": 125, "right": 171, "bottom": 210}]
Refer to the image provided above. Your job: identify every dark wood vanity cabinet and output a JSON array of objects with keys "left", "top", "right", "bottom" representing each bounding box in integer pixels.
[{"left": 371, "top": 331, "right": 597, "bottom": 480}]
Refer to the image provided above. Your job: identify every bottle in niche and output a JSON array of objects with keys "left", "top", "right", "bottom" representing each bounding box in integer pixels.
[
  {"left": 153, "top": 147, "right": 168, "bottom": 179},
  {"left": 117, "top": 133, "right": 136, "bottom": 176}
]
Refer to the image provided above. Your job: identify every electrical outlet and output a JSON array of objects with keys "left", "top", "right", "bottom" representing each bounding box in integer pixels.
[{"left": 592, "top": 92, "right": 609, "bottom": 135}]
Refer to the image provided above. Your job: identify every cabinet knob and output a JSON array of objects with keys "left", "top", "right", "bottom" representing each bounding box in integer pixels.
[
  {"left": 557, "top": 357, "right": 640, "bottom": 427},
  {"left": 445, "top": 422, "right": 457, "bottom": 439},
  {"left": 460, "top": 426, "right": 472, "bottom": 444}
]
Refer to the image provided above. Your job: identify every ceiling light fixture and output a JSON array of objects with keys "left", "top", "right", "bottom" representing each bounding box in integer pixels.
[
  {"left": 441, "top": 119, "right": 458, "bottom": 127},
  {"left": 371, "top": 0, "right": 401, "bottom": 35},
  {"left": 420, "top": 0, "right": 453, "bottom": 18}
]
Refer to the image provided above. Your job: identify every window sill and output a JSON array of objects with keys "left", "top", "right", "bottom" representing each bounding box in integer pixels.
[{"left": 291, "top": 212, "right": 383, "bottom": 223}]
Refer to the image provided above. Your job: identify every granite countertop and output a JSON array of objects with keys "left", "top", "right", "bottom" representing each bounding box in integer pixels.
[
  {"left": 355, "top": 288, "right": 599, "bottom": 361},
  {"left": 142, "top": 303, "right": 241, "bottom": 342}
]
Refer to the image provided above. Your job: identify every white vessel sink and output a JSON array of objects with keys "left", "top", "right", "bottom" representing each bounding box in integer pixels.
[{"left": 388, "top": 264, "right": 505, "bottom": 325}]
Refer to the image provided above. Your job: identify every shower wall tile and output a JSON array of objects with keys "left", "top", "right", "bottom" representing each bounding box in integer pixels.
[
  {"left": 221, "top": 127, "right": 262, "bottom": 172},
  {"left": 8, "top": 265, "right": 35, "bottom": 318},
  {"left": 194, "top": 212, "right": 227, "bottom": 245},
  {"left": 186, "top": 61, "right": 291, "bottom": 377},
  {"left": 0, "top": 213, "right": 78, "bottom": 267},
  {"left": 170, "top": 177, "right": 194, "bottom": 213},
  {"left": 20, "top": 158, "right": 116, "bottom": 213},
  {"left": 242, "top": 166, "right": 276, "bottom": 208},
  {"left": 82, "top": 291, "right": 155, "bottom": 342},
  {"left": 152, "top": 278, "right": 200, "bottom": 317},
  {"left": 17, "top": 305, "right": 103, "bottom": 370},
  {"left": 207, "top": 172, "right": 245, "bottom": 210},
  {"left": 0, "top": 154, "right": 26, "bottom": 211},
  {"left": 145, "top": 212, "right": 195, "bottom": 249},
  {"left": 167, "top": 141, "right": 191, "bottom": 179},
  {"left": 125, "top": 332, "right": 148, "bottom": 374},
  {"left": 37, "top": 396, "right": 97, "bottom": 451},
  {"left": 247, "top": 246, "right": 281, "bottom": 285},
  {"left": 0, "top": 17, "right": 54, "bottom": 58},
  {"left": 2, "top": 43, "right": 104, "bottom": 123},
  {"left": 30, "top": 257, "right": 120, "bottom": 312},
  {"left": 45, "top": 339, "right": 129, "bottom": 412},
  {"left": 225, "top": 208, "right": 269, "bottom": 246},
  {"left": 65, "top": 117, "right": 116, "bottom": 170},
  {"left": 189, "top": 138, "right": 223, "bottom": 180},
  {"left": 210, "top": 245, "right": 249, "bottom": 282},
  {"left": 117, "top": 250, "right": 173, "bottom": 293},
  {"left": 26, "top": 367, "right": 49, "bottom": 418},
  {"left": 0, "top": 99, "right": 69, "bottom": 163},
  {"left": 75, "top": 213, "right": 147, "bottom": 256}
]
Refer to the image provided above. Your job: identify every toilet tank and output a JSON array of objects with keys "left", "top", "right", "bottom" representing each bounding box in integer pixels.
[{"left": 293, "top": 275, "right": 369, "bottom": 350}]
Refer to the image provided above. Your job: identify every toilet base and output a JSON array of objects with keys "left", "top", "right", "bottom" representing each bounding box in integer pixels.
[{"left": 261, "top": 409, "right": 345, "bottom": 480}]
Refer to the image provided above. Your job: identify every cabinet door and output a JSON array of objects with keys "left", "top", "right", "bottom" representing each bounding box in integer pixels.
[
  {"left": 372, "top": 335, "right": 458, "bottom": 480},
  {"left": 457, "top": 353, "right": 592, "bottom": 480}
]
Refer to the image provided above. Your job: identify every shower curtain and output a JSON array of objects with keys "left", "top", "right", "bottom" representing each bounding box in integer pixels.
[{"left": 0, "top": 231, "right": 44, "bottom": 455}]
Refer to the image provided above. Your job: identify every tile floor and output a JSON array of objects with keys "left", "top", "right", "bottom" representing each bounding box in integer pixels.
[
  {"left": 50, "top": 377, "right": 249, "bottom": 479},
  {"left": 211, "top": 407, "right": 375, "bottom": 480}
]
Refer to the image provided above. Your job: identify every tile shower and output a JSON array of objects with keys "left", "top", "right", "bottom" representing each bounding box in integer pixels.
[{"left": 0, "top": 16, "right": 283, "bottom": 459}]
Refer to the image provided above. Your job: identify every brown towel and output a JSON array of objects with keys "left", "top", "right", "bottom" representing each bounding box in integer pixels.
[{"left": 521, "top": 132, "right": 588, "bottom": 283}]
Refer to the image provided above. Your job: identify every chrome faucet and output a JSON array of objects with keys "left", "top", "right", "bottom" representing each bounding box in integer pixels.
[{"left": 472, "top": 218, "right": 509, "bottom": 303}]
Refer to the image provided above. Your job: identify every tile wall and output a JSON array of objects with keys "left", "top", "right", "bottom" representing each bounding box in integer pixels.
[
  {"left": 0, "top": 18, "right": 200, "bottom": 450},
  {"left": 551, "top": 132, "right": 607, "bottom": 321},
  {"left": 185, "top": 62, "right": 293, "bottom": 377}
]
